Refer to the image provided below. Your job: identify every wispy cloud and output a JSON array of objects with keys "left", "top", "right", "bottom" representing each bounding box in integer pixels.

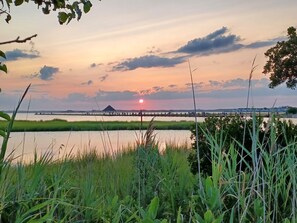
[
  {"left": 168, "top": 84, "right": 177, "bottom": 88},
  {"left": 90, "top": 62, "right": 103, "bottom": 68},
  {"left": 96, "top": 90, "right": 137, "bottom": 100},
  {"left": 99, "top": 74, "right": 109, "bottom": 82},
  {"left": 112, "top": 55, "right": 185, "bottom": 71},
  {"left": 185, "top": 82, "right": 204, "bottom": 89},
  {"left": 209, "top": 80, "right": 221, "bottom": 87},
  {"left": 146, "top": 46, "right": 161, "bottom": 54},
  {"left": 138, "top": 86, "right": 164, "bottom": 95},
  {"left": 3, "top": 49, "right": 40, "bottom": 61},
  {"left": 245, "top": 37, "right": 286, "bottom": 49},
  {"left": 208, "top": 78, "right": 270, "bottom": 89},
  {"left": 66, "top": 93, "right": 90, "bottom": 102}
]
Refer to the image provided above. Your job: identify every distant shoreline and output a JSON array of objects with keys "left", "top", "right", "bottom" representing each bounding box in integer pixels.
[{"left": 0, "top": 120, "right": 195, "bottom": 132}]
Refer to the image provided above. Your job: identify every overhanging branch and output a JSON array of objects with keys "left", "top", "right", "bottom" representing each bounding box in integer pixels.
[{"left": 0, "top": 34, "right": 38, "bottom": 45}]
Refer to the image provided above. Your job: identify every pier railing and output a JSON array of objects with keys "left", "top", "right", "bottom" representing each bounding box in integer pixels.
[{"left": 35, "top": 111, "right": 275, "bottom": 118}]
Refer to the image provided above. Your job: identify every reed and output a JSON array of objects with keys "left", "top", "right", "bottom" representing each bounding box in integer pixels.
[{"left": 0, "top": 115, "right": 296, "bottom": 222}]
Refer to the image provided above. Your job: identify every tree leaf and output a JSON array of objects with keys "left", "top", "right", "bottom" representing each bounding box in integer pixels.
[
  {"left": 14, "top": 0, "right": 23, "bottom": 6},
  {"left": 42, "top": 5, "right": 50, "bottom": 14},
  {"left": 0, "top": 111, "right": 10, "bottom": 121},
  {"left": 73, "top": 3, "right": 82, "bottom": 20},
  {"left": 83, "top": 1, "right": 92, "bottom": 13},
  {"left": 66, "top": 13, "right": 73, "bottom": 24},
  {"left": 0, "top": 51, "right": 6, "bottom": 59},
  {"left": 0, "top": 64, "right": 8, "bottom": 73},
  {"left": 5, "top": 14, "right": 12, "bottom": 23},
  {"left": 204, "top": 210, "right": 214, "bottom": 223},
  {"left": 6, "top": 0, "right": 12, "bottom": 7},
  {"left": 58, "top": 12, "right": 68, "bottom": 24},
  {"left": 0, "top": 130, "right": 6, "bottom": 138},
  {"left": 147, "top": 197, "right": 159, "bottom": 219}
]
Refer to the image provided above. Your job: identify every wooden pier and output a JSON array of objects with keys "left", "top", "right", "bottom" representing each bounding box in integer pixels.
[{"left": 35, "top": 110, "right": 273, "bottom": 118}]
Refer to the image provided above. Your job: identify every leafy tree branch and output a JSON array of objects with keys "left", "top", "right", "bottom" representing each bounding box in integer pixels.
[{"left": 0, "top": 0, "right": 96, "bottom": 24}]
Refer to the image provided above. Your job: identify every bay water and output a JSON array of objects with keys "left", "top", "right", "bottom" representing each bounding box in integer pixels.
[
  {"left": 5, "top": 113, "right": 194, "bottom": 163},
  {"left": 4, "top": 113, "right": 297, "bottom": 163}
]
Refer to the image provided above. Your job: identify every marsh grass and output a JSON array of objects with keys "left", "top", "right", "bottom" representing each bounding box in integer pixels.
[
  {"left": 0, "top": 120, "right": 194, "bottom": 132},
  {"left": 0, "top": 116, "right": 296, "bottom": 222}
]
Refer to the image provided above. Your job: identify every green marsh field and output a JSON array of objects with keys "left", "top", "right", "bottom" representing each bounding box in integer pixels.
[{"left": 0, "top": 119, "right": 194, "bottom": 132}]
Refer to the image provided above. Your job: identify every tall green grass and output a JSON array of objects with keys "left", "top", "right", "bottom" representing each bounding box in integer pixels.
[{"left": 0, "top": 116, "right": 296, "bottom": 222}]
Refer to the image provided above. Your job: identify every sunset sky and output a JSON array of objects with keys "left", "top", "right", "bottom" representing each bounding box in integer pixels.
[{"left": 1, "top": 0, "right": 297, "bottom": 111}]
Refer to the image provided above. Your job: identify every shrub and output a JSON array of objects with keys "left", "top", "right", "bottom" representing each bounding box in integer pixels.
[
  {"left": 287, "top": 107, "right": 297, "bottom": 114},
  {"left": 188, "top": 115, "right": 297, "bottom": 175}
]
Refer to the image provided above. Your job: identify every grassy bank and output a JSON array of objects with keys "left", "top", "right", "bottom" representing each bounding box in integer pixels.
[
  {"left": 0, "top": 117, "right": 297, "bottom": 222},
  {"left": 0, "top": 119, "right": 194, "bottom": 132},
  {"left": 1, "top": 144, "right": 194, "bottom": 222}
]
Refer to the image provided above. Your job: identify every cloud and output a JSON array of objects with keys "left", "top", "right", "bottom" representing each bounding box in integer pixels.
[
  {"left": 96, "top": 90, "right": 137, "bottom": 101},
  {"left": 207, "top": 78, "right": 271, "bottom": 89},
  {"left": 168, "top": 84, "right": 177, "bottom": 88},
  {"left": 3, "top": 49, "right": 40, "bottom": 61},
  {"left": 206, "top": 27, "right": 229, "bottom": 39},
  {"left": 209, "top": 80, "right": 221, "bottom": 87},
  {"left": 33, "top": 65, "right": 59, "bottom": 80},
  {"left": 66, "top": 93, "right": 90, "bottom": 102},
  {"left": 90, "top": 63, "right": 97, "bottom": 68},
  {"left": 99, "top": 74, "right": 109, "bottom": 82},
  {"left": 146, "top": 46, "right": 161, "bottom": 54},
  {"left": 175, "top": 27, "right": 242, "bottom": 55},
  {"left": 1, "top": 78, "right": 295, "bottom": 111},
  {"left": 108, "top": 27, "right": 282, "bottom": 71},
  {"left": 185, "top": 82, "right": 204, "bottom": 88},
  {"left": 222, "top": 78, "right": 249, "bottom": 88},
  {"left": 245, "top": 37, "right": 286, "bottom": 49},
  {"left": 90, "top": 62, "right": 103, "bottom": 68},
  {"left": 152, "top": 86, "right": 163, "bottom": 92},
  {"left": 139, "top": 89, "right": 152, "bottom": 95},
  {"left": 175, "top": 27, "right": 282, "bottom": 56},
  {"left": 81, "top": 80, "right": 93, "bottom": 85},
  {"left": 112, "top": 55, "right": 185, "bottom": 71}
]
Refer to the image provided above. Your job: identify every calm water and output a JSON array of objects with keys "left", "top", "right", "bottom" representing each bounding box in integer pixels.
[
  {"left": 5, "top": 130, "right": 191, "bottom": 163},
  {"left": 14, "top": 112, "right": 200, "bottom": 122},
  {"left": 4, "top": 113, "right": 297, "bottom": 163},
  {"left": 3, "top": 113, "right": 195, "bottom": 163}
]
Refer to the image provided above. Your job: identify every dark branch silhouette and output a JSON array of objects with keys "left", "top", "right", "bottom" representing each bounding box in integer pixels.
[{"left": 0, "top": 34, "right": 38, "bottom": 45}]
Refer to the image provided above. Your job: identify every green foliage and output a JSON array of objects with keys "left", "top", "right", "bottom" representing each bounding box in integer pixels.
[
  {"left": 0, "top": 50, "right": 7, "bottom": 74},
  {"left": 188, "top": 115, "right": 297, "bottom": 176},
  {"left": 194, "top": 209, "right": 224, "bottom": 223},
  {"left": 287, "top": 106, "right": 297, "bottom": 114},
  {"left": 1, "top": 0, "right": 95, "bottom": 25},
  {"left": 263, "top": 26, "right": 297, "bottom": 89}
]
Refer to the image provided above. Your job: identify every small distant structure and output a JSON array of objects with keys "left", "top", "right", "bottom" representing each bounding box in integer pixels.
[{"left": 102, "top": 105, "right": 116, "bottom": 112}]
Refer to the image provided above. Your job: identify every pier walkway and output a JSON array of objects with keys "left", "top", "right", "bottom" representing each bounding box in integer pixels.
[{"left": 35, "top": 110, "right": 273, "bottom": 118}]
